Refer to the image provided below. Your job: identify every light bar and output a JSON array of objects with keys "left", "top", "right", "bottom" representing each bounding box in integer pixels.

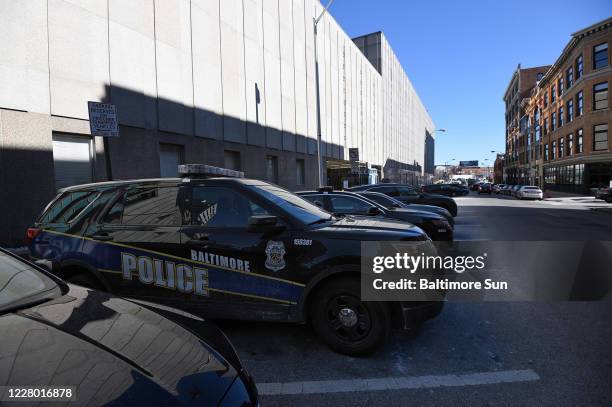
[{"left": 178, "top": 164, "right": 244, "bottom": 178}]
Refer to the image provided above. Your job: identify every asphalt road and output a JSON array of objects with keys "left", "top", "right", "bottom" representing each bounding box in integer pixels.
[{"left": 220, "top": 192, "right": 612, "bottom": 406}]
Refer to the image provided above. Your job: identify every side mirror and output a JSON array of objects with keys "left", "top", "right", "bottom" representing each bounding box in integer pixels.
[
  {"left": 367, "top": 206, "right": 382, "bottom": 216},
  {"left": 248, "top": 215, "right": 283, "bottom": 234}
]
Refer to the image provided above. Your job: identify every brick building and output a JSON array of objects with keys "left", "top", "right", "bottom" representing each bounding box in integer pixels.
[
  {"left": 504, "top": 17, "right": 611, "bottom": 193},
  {"left": 503, "top": 65, "right": 551, "bottom": 185}
]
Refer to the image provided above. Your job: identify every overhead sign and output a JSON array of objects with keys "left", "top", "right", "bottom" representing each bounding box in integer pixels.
[
  {"left": 459, "top": 160, "right": 479, "bottom": 167},
  {"left": 88, "top": 101, "right": 119, "bottom": 137},
  {"left": 349, "top": 148, "right": 359, "bottom": 162}
]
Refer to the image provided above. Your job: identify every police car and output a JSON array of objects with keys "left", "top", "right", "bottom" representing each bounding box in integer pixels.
[{"left": 28, "top": 165, "right": 442, "bottom": 355}]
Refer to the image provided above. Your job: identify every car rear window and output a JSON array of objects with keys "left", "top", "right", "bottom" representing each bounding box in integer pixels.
[{"left": 38, "top": 191, "right": 100, "bottom": 224}]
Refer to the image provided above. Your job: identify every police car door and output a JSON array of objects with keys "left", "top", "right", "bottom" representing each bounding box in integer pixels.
[
  {"left": 83, "top": 183, "right": 188, "bottom": 302},
  {"left": 180, "top": 183, "right": 295, "bottom": 320}
]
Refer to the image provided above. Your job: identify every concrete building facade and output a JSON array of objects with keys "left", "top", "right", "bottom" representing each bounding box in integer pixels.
[{"left": 0, "top": 0, "right": 434, "bottom": 246}]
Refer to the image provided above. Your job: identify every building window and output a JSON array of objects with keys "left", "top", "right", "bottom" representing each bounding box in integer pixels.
[
  {"left": 534, "top": 108, "right": 540, "bottom": 141},
  {"left": 558, "top": 106, "right": 564, "bottom": 127},
  {"left": 551, "top": 140, "right": 556, "bottom": 160},
  {"left": 266, "top": 155, "right": 279, "bottom": 183},
  {"left": 566, "top": 67, "right": 573, "bottom": 88},
  {"left": 576, "top": 55, "right": 583, "bottom": 79},
  {"left": 593, "top": 124, "right": 608, "bottom": 151},
  {"left": 576, "top": 91, "right": 583, "bottom": 116},
  {"left": 537, "top": 72, "right": 544, "bottom": 81},
  {"left": 567, "top": 100, "right": 573, "bottom": 123},
  {"left": 224, "top": 150, "right": 242, "bottom": 171},
  {"left": 52, "top": 133, "right": 93, "bottom": 189},
  {"left": 551, "top": 112, "right": 556, "bottom": 131},
  {"left": 593, "top": 82, "right": 609, "bottom": 111},
  {"left": 551, "top": 85, "right": 556, "bottom": 103},
  {"left": 593, "top": 43, "right": 609, "bottom": 69},
  {"left": 544, "top": 144, "right": 549, "bottom": 161},
  {"left": 544, "top": 91, "right": 549, "bottom": 107},
  {"left": 559, "top": 138, "right": 564, "bottom": 158},
  {"left": 568, "top": 134, "right": 573, "bottom": 156},
  {"left": 558, "top": 78, "right": 564, "bottom": 96},
  {"left": 544, "top": 117, "right": 549, "bottom": 135},
  {"left": 576, "top": 129, "right": 583, "bottom": 153},
  {"left": 296, "top": 159, "right": 305, "bottom": 186}
]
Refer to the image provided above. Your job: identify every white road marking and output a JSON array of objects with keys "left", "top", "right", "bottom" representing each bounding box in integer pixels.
[{"left": 257, "top": 369, "right": 540, "bottom": 396}]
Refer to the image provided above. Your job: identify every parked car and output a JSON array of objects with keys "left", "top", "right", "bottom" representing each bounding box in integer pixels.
[
  {"left": 478, "top": 183, "right": 493, "bottom": 194},
  {"left": 347, "top": 183, "right": 458, "bottom": 217},
  {"left": 0, "top": 247, "right": 258, "bottom": 406},
  {"left": 511, "top": 185, "right": 523, "bottom": 197},
  {"left": 355, "top": 191, "right": 454, "bottom": 227},
  {"left": 28, "top": 165, "right": 442, "bottom": 355},
  {"left": 502, "top": 185, "right": 514, "bottom": 195},
  {"left": 421, "top": 184, "right": 469, "bottom": 197},
  {"left": 516, "top": 186, "right": 543, "bottom": 200},
  {"left": 595, "top": 187, "right": 612, "bottom": 203},
  {"left": 297, "top": 189, "right": 454, "bottom": 241},
  {"left": 470, "top": 182, "right": 482, "bottom": 191},
  {"left": 493, "top": 184, "right": 506, "bottom": 194}
]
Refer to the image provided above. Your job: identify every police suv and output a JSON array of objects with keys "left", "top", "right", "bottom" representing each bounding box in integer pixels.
[{"left": 28, "top": 165, "right": 442, "bottom": 355}]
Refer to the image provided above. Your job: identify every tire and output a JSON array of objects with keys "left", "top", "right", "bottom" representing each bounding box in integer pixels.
[
  {"left": 310, "top": 277, "right": 390, "bottom": 356},
  {"left": 66, "top": 271, "right": 105, "bottom": 291},
  {"left": 606, "top": 197, "right": 612, "bottom": 203}
]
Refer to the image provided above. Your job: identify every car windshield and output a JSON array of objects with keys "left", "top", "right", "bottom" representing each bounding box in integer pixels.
[
  {"left": 363, "top": 193, "right": 403, "bottom": 208},
  {"left": 247, "top": 184, "right": 332, "bottom": 225},
  {"left": 0, "top": 251, "right": 63, "bottom": 313}
]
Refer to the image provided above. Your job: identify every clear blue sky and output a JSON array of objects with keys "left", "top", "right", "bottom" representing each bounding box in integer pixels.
[{"left": 330, "top": 0, "right": 611, "bottom": 166}]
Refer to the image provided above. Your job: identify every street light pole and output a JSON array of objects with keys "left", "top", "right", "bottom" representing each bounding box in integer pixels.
[{"left": 314, "top": 0, "right": 335, "bottom": 188}]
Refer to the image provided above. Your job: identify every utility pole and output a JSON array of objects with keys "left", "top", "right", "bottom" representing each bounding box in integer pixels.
[{"left": 314, "top": 0, "right": 335, "bottom": 188}]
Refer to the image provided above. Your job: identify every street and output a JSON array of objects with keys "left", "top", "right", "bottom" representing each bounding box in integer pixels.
[{"left": 220, "top": 193, "right": 612, "bottom": 406}]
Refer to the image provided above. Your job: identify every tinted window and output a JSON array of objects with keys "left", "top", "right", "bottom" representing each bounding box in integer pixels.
[
  {"left": 361, "top": 193, "right": 397, "bottom": 208},
  {"left": 301, "top": 194, "right": 326, "bottom": 209},
  {"left": 39, "top": 191, "right": 100, "bottom": 224},
  {"left": 247, "top": 184, "right": 331, "bottom": 224},
  {"left": 105, "top": 186, "right": 183, "bottom": 226},
  {"left": 396, "top": 186, "right": 420, "bottom": 197},
  {"left": 328, "top": 195, "right": 373, "bottom": 214},
  {"left": 0, "top": 251, "right": 61, "bottom": 312},
  {"left": 370, "top": 186, "right": 397, "bottom": 196},
  {"left": 192, "top": 186, "right": 268, "bottom": 228}
]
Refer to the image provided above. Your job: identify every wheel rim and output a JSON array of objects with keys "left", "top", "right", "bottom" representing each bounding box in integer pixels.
[{"left": 326, "top": 295, "right": 371, "bottom": 342}]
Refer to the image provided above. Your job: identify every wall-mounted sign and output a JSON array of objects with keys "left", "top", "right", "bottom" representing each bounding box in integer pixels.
[
  {"left": 88, "top": 101, "right": 119, "bottom": 137},
  {"left": 349, "top": 148, "right": 359, "bottom": 162}
]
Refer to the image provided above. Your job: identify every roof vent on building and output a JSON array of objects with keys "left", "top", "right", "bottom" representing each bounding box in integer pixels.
[{"left": 178, "top": 164, "right": 244, "bottom": 178}]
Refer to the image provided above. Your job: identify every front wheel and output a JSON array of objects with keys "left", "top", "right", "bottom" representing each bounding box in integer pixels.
[{"left": 310, "top": 277, "right": 390, "bottom": 356}]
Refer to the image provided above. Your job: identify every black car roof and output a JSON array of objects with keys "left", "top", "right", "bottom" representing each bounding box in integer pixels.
[{"left": 58, "top": 177, "right": 258, "bottom": 193}]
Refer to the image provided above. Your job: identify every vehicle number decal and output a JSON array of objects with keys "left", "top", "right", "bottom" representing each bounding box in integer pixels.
[{"left": 294, "top": 238, "right": 312, "bottom": 246}]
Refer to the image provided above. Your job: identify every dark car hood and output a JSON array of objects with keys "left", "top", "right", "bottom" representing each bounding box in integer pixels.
[
  {"left": 420, "top": 192, "right": 453, "bottom": 201},
  {"left": 387, "top": 207, "right": 444, "bottom": 221},
  {"left": 2, "top": 285, "right": 237, "bottom": 406},
  {"left": 313, "top": 216, "right": 427, "bottom": 241}
]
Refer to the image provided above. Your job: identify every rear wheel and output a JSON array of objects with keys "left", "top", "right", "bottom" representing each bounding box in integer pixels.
[
  {"left": 606, "top": 197, "right": 612, "bottom": 203},
  {"left": 310, "top": 277, "right": 390, "bottom": 356}
]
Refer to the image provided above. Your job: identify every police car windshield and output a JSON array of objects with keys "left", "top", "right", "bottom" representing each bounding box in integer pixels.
[
  {"left": 0, "top": 251, "right": 63, "bottom": 313},
  {"left": 247, "top": 184, "right": 332, "bottom": 224}
]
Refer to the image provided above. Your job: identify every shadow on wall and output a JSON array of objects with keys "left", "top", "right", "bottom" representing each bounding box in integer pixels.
[
  {"left": 101, "top": 83, "right": 346, "bottom": 171},
  {"left": 0, "top": 83, "right": 346, "bottom": 246}
]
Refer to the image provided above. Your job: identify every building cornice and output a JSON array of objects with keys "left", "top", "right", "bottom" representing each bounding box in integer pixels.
[{"left": 539, "top": 17, "right": 612, "bottom": 87}]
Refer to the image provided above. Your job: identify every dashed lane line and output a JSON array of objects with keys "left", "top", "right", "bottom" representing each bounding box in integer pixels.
[{"left": 257, "top": 369, "right": 540, "bottom": 396}]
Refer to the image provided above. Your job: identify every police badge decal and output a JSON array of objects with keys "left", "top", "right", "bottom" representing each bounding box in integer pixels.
[{"left": 265, "top": 240, "right": 286, "bottom": 271}]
